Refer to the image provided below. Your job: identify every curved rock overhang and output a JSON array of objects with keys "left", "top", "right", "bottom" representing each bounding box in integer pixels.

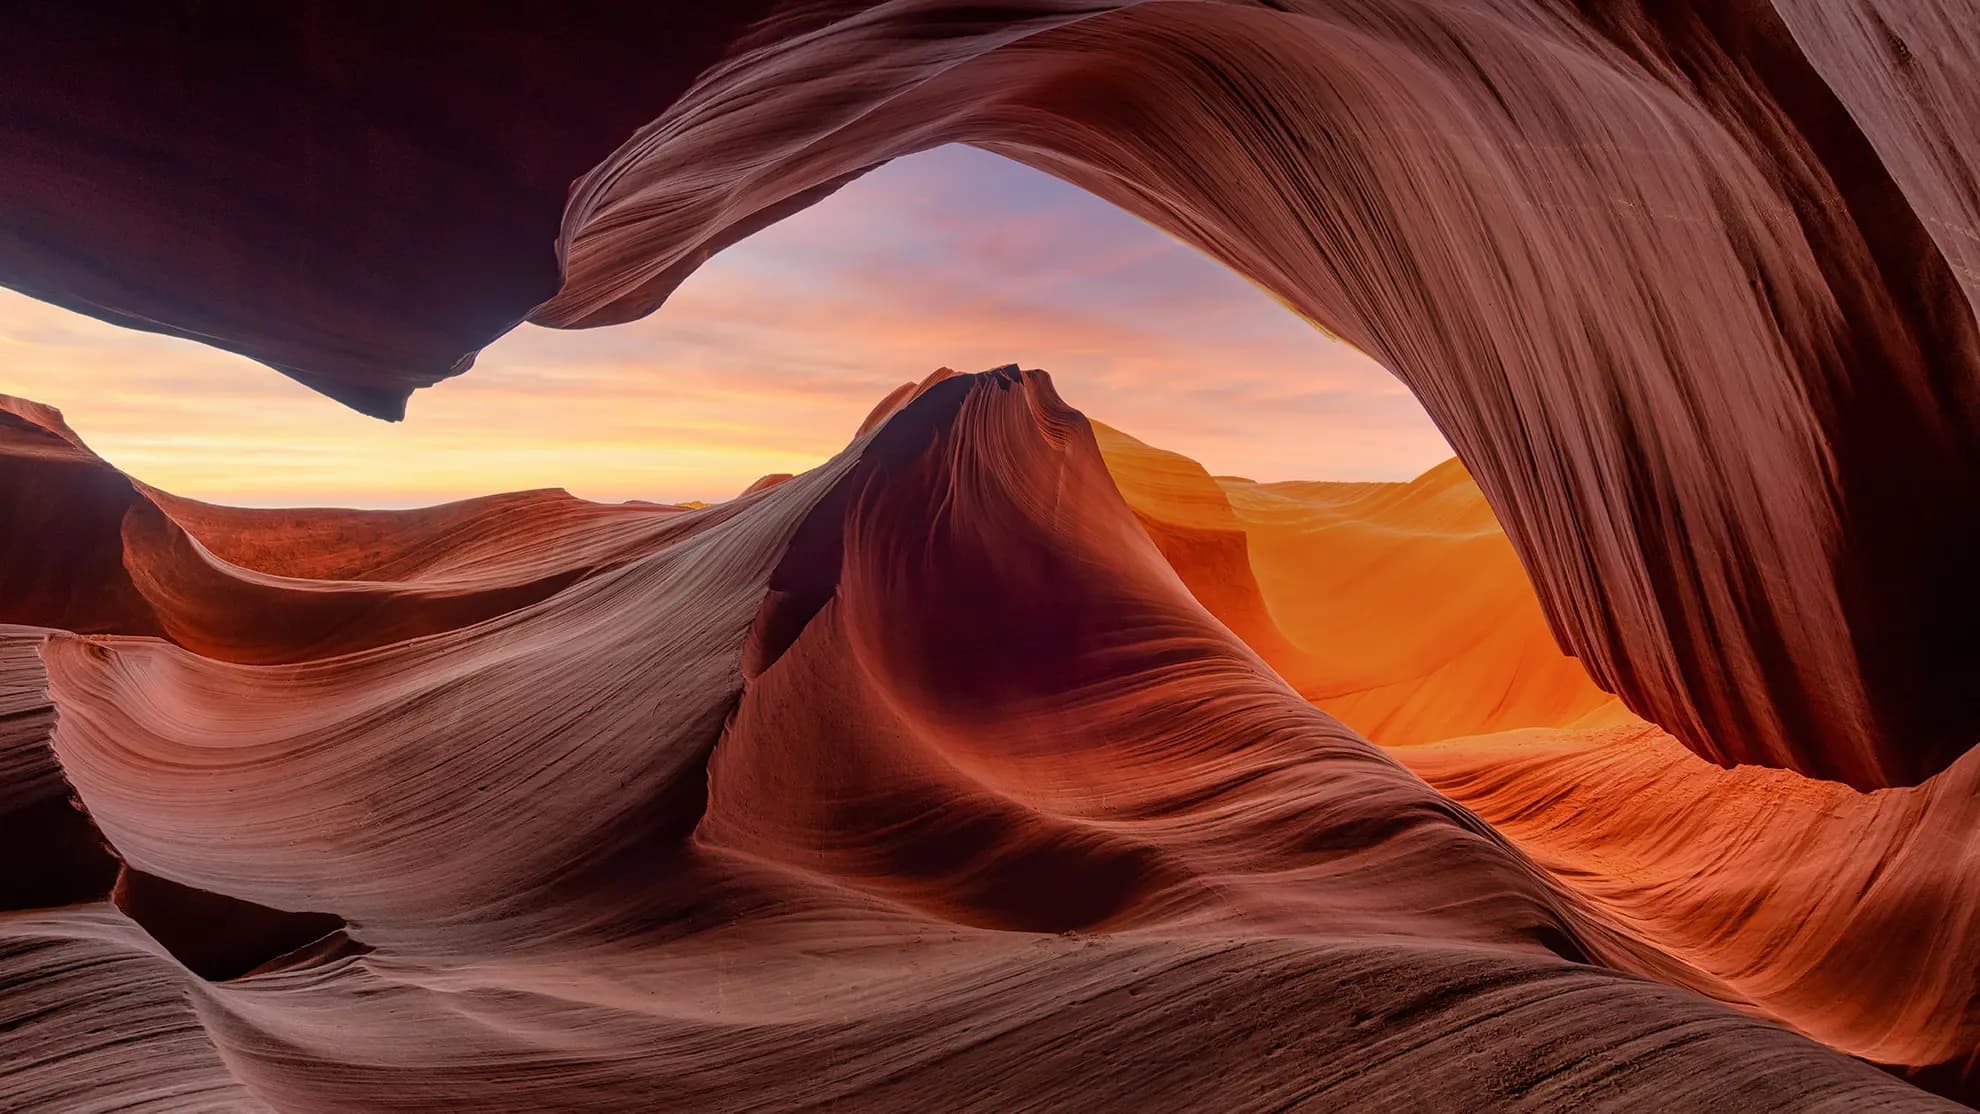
[{"left": 3, "top": 1, "right": 1977, "bottom": 789}]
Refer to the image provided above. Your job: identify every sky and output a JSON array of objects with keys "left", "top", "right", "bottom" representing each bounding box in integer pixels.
[{"left": 0, "top": 145, "right": 1451, "bottom": 507}]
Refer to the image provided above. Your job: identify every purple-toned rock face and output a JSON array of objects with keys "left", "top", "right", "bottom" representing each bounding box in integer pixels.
[
  {"left": 3, "top": 6, "right": 1980, "bottom": 1110},
  {"left": 8, "top": 3, "right": 1977, "bottom": 789},
  {"left": 2, "top": 370, "right": 1975, "bottom": 1109}
]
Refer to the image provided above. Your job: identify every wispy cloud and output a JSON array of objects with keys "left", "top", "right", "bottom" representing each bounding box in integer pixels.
[{"left": 0, "top": 145, "right": 1449, "bottom": 507}]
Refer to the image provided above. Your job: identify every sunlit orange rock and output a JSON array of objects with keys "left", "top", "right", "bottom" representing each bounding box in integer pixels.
[
  {"left": 4, "top": 1, "right": 1980, "bottom": 1104},
  {"left": 7, "top": 3, "right": 1977, "bottom": 786},
  {"left": 1097, "top": 424, "right": 1633, "bottom": 745},
  {"left": 1103, "top": 417, "right": 1980, "bottom": 1099},
  {"left": 1, "top": 372, "right": 1972, "bottom": 1109}
]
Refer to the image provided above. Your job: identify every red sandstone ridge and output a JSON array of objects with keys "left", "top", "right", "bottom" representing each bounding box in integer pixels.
[
  {"left": 1, "top": 371, "right": 1973, "bottom": 1110},
  {"left": 4, "top": 2, "right": 1980, "bottom": 1106},
  {"left": 0, "top": 394, "right": 700, "bottom": 663},
  {"left": 6, "top": 4, "right": 1979, "bottom": 787}
]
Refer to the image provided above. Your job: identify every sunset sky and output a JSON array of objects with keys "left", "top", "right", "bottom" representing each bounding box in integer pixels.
[{"left": 1, "top": 145, "right": 1450, "bottom": 507}]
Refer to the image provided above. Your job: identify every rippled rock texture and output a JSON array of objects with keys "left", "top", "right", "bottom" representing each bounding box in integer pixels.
[
  {"left": 0, "top": 373, "right": 1974, "bottom": 1110},
  {"left": 4, "top": 2, "right": 1980, "bottom": 1108},
  {"left": 7, "top": 1, "right": 1980, "bottom": 788}
]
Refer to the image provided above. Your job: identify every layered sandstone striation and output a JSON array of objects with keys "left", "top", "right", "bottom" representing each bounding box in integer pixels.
[
  {"left": 0, "top": 373, "right": 1973, "bottom": 1109},
  {"left": 7, "top": 2, "right": 1979, "bottom": 786}
]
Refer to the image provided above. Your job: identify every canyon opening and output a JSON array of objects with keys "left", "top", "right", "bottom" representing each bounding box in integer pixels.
[{"left": 4, "top": 5, "right": 1980, "bottom": 1113}]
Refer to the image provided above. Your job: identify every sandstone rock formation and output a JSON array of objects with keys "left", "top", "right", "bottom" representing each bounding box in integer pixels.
[
  {"left": 0, "top": 374, "right": 1974, "bottom": 1109},
  {"left": 7, "top": 2, "right": 1979, "bottom": 786}
]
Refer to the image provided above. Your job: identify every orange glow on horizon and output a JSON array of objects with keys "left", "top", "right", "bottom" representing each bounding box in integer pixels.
[{"left": 0, "top": 147, "right": 1451, "bottom": 507}]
